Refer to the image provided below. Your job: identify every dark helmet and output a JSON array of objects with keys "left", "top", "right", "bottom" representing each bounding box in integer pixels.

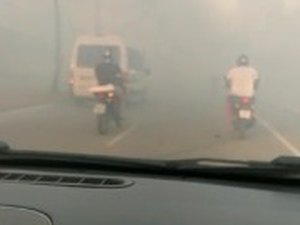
[
  {"left": 103, "top": 49, "right": 113, "bottom": 63},
  {"left": 237, "top": 54, "right": 249, "bottom": 66}
]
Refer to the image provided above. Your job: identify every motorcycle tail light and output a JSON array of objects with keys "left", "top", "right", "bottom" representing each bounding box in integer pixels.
[{"left": 241, "top": 97, "right": 250, "bottom": 104}]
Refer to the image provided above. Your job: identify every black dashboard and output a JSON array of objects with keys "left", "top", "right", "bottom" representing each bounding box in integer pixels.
[{"left": 0, "top": 168, "right": 299, "bottom": 225}]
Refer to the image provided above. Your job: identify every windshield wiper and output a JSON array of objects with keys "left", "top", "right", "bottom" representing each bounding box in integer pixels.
[
  {"left": 271, "top": 156, "right": 300, "bottom": 168},
  {"left": 0, "top": 141, "right": 168, "bottom": 173},
  {"left": 0, "top": 140, "right": 297, "bottom": 172},
  {"left": 2, "top": 141, "right": 300, "bottom": 186},
  {"left": 165, "top": 156, "right": 300, "bottom": 185},
  {"left": 166, "top": 157, "right": 277, "bottom": 170},
  {"left": 0, "top": 141, "right": 9, "bottom": 153},
  {"left": 168, "top": 156, "right": 300, "bottom": 170}
]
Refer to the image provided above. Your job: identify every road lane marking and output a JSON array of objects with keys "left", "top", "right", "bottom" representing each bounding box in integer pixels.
[
  {"left": 0, "top": 103, "right": 55, "bottom": 123},
  {"left": 257, "top": 116, "right": 300, "bottom": 156},
  {"left": 106, "top": 125, "right": 138, "bottom": 148},
  {"left": 0, "top": 103, "right": 53, "bottom": 116}
]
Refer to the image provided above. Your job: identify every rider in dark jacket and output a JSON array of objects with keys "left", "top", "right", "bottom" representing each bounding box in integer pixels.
[{"left": 94, "top": 50, "right": 124, "bottom": 127}]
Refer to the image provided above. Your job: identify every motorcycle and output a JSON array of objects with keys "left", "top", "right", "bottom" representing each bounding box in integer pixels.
[
  {"left": 89, "top": 84, "right": 121, "bottom": 134},
  {"left": 230, "top": 96, "right": 255, "bottom": 138}
]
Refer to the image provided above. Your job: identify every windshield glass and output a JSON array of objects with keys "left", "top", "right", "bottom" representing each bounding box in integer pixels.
[
  {"left": 0, "top": 0, "right": 299, "bottom": 162},
  {"left": 77, "top": 45, "right": 120, "bottom": 68}
]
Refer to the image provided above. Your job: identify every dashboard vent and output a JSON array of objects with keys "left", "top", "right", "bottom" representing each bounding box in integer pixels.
[{"left": 0, "top": 172, "right": 133, "bottom": 188}]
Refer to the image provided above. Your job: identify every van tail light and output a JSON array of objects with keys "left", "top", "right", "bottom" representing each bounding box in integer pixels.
[
  {"left": 69, "top": 79, "right": 74, "bottom": 86},
  {"left": 68, "top": 70, "right": 74, "bottom": 86}
]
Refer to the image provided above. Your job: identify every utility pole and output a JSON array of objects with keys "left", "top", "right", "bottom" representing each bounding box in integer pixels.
[{"left": 52, "top": 0, "right": 62, "bottom": 93}]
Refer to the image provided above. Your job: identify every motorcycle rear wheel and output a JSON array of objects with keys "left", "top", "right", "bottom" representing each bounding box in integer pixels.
[{"left": 97, "top": 114, "right": 109, "bottom": 135}]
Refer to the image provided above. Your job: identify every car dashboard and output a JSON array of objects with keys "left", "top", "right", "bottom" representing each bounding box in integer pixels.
[{"left": 0, "top": 167, "right": 299, "bottom": 225}]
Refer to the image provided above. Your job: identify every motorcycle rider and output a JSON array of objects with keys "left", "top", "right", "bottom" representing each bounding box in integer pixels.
[
  {"left": 225, "top": 54, "right": 259, "bottom": 124},
  {"left": 95, "top": 49, "right": 125, "bottom": 127}
]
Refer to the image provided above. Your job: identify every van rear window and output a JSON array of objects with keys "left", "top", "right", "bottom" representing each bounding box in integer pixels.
[{"left": 77, "top": 45, "right": 120, "bottom": 68}]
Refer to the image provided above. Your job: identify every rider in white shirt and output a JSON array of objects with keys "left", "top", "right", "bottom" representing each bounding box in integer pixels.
[
  {"left": 224, "top": 55, "right": 259, "bottom": 125},
  {"left": 225, "top": 55, "right": 259, "bottom": 99}
]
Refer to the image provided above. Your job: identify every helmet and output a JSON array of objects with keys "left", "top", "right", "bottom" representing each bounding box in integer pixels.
[
  {"left": 237, "top": 54, "right": 249, "bottom": 66},
  {"left": 103, "top": 49, "right": 113, "bottom": 63}
]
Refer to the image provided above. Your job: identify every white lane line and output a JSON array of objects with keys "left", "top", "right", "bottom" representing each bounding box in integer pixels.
[
  {"left": 0, "top": 103, "right": 55, "bottom": 123},
  {"left": 106, "top": 125, "right": 138, "bottom": 148},
  {"left": 0, "top": 103, "right": 53, "bottom": 116},
  {"left": 257, "top": 115, "right": 300, "bottom": 156}
]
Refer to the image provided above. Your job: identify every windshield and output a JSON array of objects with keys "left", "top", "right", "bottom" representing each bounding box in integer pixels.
[
  {"left": 0, "top": 0, "right": 300, "bottom": 163},
  {"left": 77, "top": 45, "right": 120, "bottom": 68}
]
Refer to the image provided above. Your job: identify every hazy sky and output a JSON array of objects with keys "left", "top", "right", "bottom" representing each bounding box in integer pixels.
[
  {"left": 1, "top": 1, "right": 300, "bottom": 77},
  {"left": 0, "top": 1, "right": 147, "bottom": 36},
  {"left": 1, "top": 1, "right": 299, "bottom": 36},
  {"left": 1, "top": 0, "right": 300, "bottom": 96}
]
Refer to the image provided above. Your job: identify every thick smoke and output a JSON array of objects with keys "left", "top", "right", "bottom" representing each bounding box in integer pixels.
[{"left": 0, "top": 1, "right": 300, "bottom": 103}]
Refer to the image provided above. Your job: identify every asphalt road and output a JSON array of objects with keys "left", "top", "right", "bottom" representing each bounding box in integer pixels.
[{"left": 0, "top": 75, "right": 299, "bottom": 161}]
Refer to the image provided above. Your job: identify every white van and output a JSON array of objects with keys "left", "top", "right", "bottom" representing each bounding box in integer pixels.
[
  {"left": 126, "top": 47, "right": 151, "bottom": 104},
  {"left": 68, "top": 34, "right": 128, "bottom": 98}
]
